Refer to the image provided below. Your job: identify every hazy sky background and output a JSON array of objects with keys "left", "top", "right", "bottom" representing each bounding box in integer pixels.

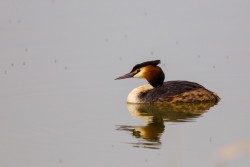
[{"left": 0, "top": 1, "right": 250, "bottom": 167}]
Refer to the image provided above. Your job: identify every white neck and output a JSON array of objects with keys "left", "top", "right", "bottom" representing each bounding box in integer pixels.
[{"left": 127, "top": 84, "right": 153, "bottom": 103}]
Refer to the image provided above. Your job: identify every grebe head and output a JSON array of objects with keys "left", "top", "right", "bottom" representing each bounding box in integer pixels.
[{"left": 115, "top": 60, "right": 165, "bottom": 87}]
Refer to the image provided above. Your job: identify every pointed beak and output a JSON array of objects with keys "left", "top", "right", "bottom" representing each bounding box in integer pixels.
[{"left": 115, "top": 72, "right": 135, "bottom": 80}]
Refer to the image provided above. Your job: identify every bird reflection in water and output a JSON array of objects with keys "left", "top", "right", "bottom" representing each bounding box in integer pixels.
[{"left": 116, "top": 102, "right": 218, "bottom": 149}]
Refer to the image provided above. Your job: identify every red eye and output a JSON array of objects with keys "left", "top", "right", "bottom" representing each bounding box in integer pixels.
[{"left": 133, "top": 69, "right": 140, "bottom": 74}]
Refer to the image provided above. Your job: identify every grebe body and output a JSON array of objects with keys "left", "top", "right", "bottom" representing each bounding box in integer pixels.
[
  {"left": 127, "top": 81, "right": 219, "bottom": 103},
  {"left": 115, "top": 60, "right": 220, "bottom": 104}
]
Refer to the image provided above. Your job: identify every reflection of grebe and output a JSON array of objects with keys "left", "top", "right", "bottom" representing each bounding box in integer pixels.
[
  {"left": 115, "top": 60, "right": 220, "bottom": 103},
  {"left": 127, "top": 102, "right": 216, "bottom": 122},
  {"left": 117, "top": 102, "right": 217, "bottom": 149}
]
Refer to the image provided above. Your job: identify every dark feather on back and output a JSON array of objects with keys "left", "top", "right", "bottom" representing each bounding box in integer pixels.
[{"left": 139, "top": 81, "right": 208, "bottom": 102}]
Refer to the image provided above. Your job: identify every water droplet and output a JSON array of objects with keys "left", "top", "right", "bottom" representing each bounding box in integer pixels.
[
  {"left": 144, "top": 12, "right": 148, "bottom": 16},
  {"left": 58, "top": 159, "right": 63, "bottom": 164},
  {"left": 104, "top": 38, "right": 109, "bottom": 42},
  {"left": 11, "top": 63, "right": 14, "bottom": 67},
  {"left": 22, "top": 62, "right": 26, "bottom": 66},
  {"left": 25, "top": 48, "right": 28, "bottom": 52},
  {"left": 197, "top": 55, "right": 201, "bottom": 58},
  {"left": 54, "top": 59, "right": 57, "bottom": 63},
  {"left": 4, "top": 70, "right": 7, "bottom": 75},
  {"left": 64, "top": 66, "right": 68, "bottom": 70},
  {"left": 213, "top": 65, "right": 216, "bottom": 69}
]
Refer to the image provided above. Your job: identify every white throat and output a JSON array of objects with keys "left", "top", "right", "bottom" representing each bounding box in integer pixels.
[{"left": 127, "top": 84, "right": 153, "bottom": 103}]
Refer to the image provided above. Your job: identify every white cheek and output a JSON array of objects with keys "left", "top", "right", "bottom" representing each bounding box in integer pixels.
[{"left": 134, "top": 70, "right": 144, "bottom": 78}]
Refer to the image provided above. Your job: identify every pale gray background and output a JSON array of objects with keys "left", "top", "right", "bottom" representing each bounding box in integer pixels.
[{"left": 1, "top": 0, "right": 250, "bottom": 167}]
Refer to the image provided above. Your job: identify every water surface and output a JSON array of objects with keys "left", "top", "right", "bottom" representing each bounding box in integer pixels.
[{"left": 1, "top": 1, "right": 250, "bottom": 167}]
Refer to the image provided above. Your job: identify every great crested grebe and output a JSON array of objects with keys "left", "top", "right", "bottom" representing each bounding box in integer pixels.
[{"left": 115, "top": 60, "right": 220, "bottom": 103}]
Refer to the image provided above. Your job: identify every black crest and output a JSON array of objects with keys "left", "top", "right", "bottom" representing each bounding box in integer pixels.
[{"left": 131, "top": 60, "right": 161, "bottom": 72}]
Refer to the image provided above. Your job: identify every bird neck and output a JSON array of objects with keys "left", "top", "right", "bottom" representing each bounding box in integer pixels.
[{"left": 144, "top": 66, "right": 165, "bottom": 87}]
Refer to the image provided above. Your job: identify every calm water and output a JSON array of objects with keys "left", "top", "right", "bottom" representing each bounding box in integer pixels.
[{"left": 1, "top": 1, "right": 250, "bottom": 167}]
